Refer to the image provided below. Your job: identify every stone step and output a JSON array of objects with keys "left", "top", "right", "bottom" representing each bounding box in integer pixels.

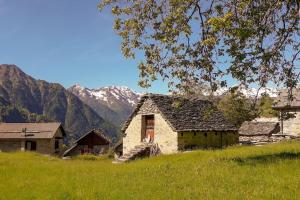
[{"left": 113, "top": 143, "right": 153, "bottom": 164}]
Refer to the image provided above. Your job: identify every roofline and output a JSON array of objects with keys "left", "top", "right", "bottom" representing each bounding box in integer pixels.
[
  {"left": 122, "top": 94, "right": 237, "bottom": 134},
  {"left": 177, "top": 129, "right": 238, "bottom": 132},
  {"left": 0, "top": 136, "right": 55, "bottom": 139},
  {"left": 63, "top": 129, "right": 111, "bottom": 157},
  {"left": 239, "top": 134, "right": 270, "bottom": 136},
  {"left": 58, "top": 124, "right": 67, "bottom": 137},
  {"left": 123, "top": 128, "right": 238, "bottom": 136},
  {"left": 121, "top": 95, "right": 178, "bottom": 134},
  {"left": 0, "top": 122, "right": 66, "bottom": 139},
  {"left": 121, "top": 95, "right": 150, "bottom": 133},
  {"left": 63, "top": 144, "right": 77, "bottom": 157},
  {"left": 73, "top": 129, "right": 111, "bottom": 144}
]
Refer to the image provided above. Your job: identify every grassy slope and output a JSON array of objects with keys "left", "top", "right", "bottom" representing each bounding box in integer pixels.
[{"left": 0, "top": 141, "right": 300, "bottom": 200}]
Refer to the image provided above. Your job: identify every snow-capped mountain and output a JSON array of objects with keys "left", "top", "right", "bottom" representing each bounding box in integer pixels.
[
  {"left": 69, "top": 84, "right": 277, "bottom": 127},
  {"left": 213, "top": 86, "right": 278, "bottom": 98},
  {"left": 68, "top": 84, "right": 142, "bottom": 127}
]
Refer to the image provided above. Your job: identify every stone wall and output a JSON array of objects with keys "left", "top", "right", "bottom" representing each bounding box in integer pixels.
[
  {"left": 153, "top": 114, "right": 178, "bottom": 154},
  {"left": 36, "top": 139, "right": 53, "bottom": 154},
  {"left": 178, "top": 131, "right": 238, "bottom": 150},
  {"left": 281, "top": 110, "right": 300, "bottom": 136},
  {"left": 123, "top": 99, "right": 178, "bottom": 154},
  {"left": 123, "top": 114, "right": 143, "bottom": 154},
  {"left": 0, "top": 140, "right": 22, "bottom": 152},
  {"left": 123, "top": 113, "right": 178, "bottom": 154},
  {"left": 0, "top": 139, "right": 51, "bottom": 153}
]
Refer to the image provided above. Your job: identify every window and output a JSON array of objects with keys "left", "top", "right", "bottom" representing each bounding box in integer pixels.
[
  {"left": 181, "top": 133, "right": 183, "bottom": 137},
  {"left": 215, "top": 132, "right": 218, "bottom": 136},
  {"left": 193, "top": 132, "right": 196, "bottom": 136},
  {"left": 204, "top": 133, "right": 207, "bottom": 137}
]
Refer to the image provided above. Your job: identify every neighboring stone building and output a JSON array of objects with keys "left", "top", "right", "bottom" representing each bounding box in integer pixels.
[
  {"left": 63, "top": 130, "right": 111, "bottom": 157},
  {"left": 0, "top": 123, "right": 65, "bottom": 155},
  {"left": 239, "top": 121, "right": 280, "bottom": 145},
  {"left": 122, "top": 94, "right": 238, "bottom": 155},
  {"left": 273, "top": 88, "right": 300, "bottom": 136}
]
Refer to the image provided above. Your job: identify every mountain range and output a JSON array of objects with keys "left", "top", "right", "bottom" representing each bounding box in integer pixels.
[
  {"left": 0, "top": 64, "right": 279, "bottom": 144},
  {"left": 0, "top": 64, "right": 120, "bottom": 143},
  {"left": 68, "top": 84, "right": 141, "bottom": 127},
  {"left": 213, "top": 86, "right": 278, "bottom": 98}
]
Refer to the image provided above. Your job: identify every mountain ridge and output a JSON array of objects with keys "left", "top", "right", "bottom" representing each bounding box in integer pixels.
[
  {"left": 68, "top": 84, "right": 142, "bottom": 127},
  {"left": 0, "top": 64, "right": 119, "bottom": 142}
]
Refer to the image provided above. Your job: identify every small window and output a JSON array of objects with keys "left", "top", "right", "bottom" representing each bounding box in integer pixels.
[
  {"left": 215, "top": 132, "right": 218, "bottom": 136},
  {"left": 181, "top": 133, "right": 183, "bottom": 137},
  {"left": 193, "top": 132, "right": 196, "bottom": 136},
  {"left": 204, "top": 133, "right": 207, "bottom": 137}
]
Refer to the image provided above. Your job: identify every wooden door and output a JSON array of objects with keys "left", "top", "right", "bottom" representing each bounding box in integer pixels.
[{"left": 145, "top": 115, "right": 154, "bottom": 142}]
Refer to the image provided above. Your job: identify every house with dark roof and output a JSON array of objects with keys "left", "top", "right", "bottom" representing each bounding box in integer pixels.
[
  {"left": 122, "top": 94, "right": 238, "bottom": 154},
  {"left": 239, "top": 121, "right": 280, "bottom": 144},
  {"left": 239, "top": 121, "right": 280, "bottom": 137},
  {"left": 273, "top": 88, "right": 300, "bottom": 136},
  {"left": 63, "top": 129, "right": 111, "bottom": 157},
  {"left": 0, "top": 122, "right": 65, "bottom": 155}
]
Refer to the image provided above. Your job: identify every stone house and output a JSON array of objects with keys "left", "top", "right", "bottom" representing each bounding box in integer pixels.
[
  {"left": 0, "top": 122, "right": 65, "bottom": 155},
  {"left": 239, "top": 121, "right": 280, "bottom": 144},
  {"left": 273, "top": 88, "right": 300, "bottom": 136},
  {"left": 122, "top": 94, "right": 238, "bottom": 155},
  {"left": 63, "top": 129, "right": 111, "bottom": 157}
]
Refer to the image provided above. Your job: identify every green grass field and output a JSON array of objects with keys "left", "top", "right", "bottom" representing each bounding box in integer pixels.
[{"left": 0, "top": 141, "right": 300, "bottom": 200}]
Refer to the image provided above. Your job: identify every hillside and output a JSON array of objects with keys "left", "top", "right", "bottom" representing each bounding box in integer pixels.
[
  {"left": 0, "top": 64, "right": 119, "bottom": 142},
  {"left": 0, "top": 141, "right": 299, "bottom": 199},
  {"left": 69, "top": 84, "right": 141, "bottom": 126}
]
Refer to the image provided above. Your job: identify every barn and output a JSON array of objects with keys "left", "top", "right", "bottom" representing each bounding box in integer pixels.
[
  {"left": 122, "top": 94, "right": 238, "bottom": 155},
  {"left": 63, "top": 129, "right": 111, "bottom": 156}
]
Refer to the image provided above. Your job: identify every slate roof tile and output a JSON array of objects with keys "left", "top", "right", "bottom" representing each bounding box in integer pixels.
[{"left": 122, "top": 94, "right": 237, "bottom": 133}]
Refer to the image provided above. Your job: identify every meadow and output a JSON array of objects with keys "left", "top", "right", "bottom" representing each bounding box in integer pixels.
[{"left": 0, "top": 141, "right": 300, "bottom": 200}]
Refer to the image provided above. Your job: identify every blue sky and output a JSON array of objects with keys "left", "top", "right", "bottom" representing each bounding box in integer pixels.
[
  {"left": 0, "top": 0, "right": 168, "bottom": 93},
  {"left": 1, "top": 1, "right": 295, "bottom": 93}
]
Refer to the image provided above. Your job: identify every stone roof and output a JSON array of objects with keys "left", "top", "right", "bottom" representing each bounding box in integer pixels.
[
  {"left": 273, "top": 88, "right": 300, "bottom": 109},
  {"left": 122, "top": 94, "right": 237, "bottom": 133},
  {"left": 0, "top": 122, "right": 65, "bottom": 139},
  {"left": 239, "top": 121, "right": 280, "bottom": 136}
]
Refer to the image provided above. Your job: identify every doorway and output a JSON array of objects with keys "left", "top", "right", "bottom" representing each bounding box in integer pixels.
[
  {"left": 144, "top": 115, "right": 154, "bottom": 142},
  {"left": 25, "top": 141, "right": 37, "bottom": 151}
]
